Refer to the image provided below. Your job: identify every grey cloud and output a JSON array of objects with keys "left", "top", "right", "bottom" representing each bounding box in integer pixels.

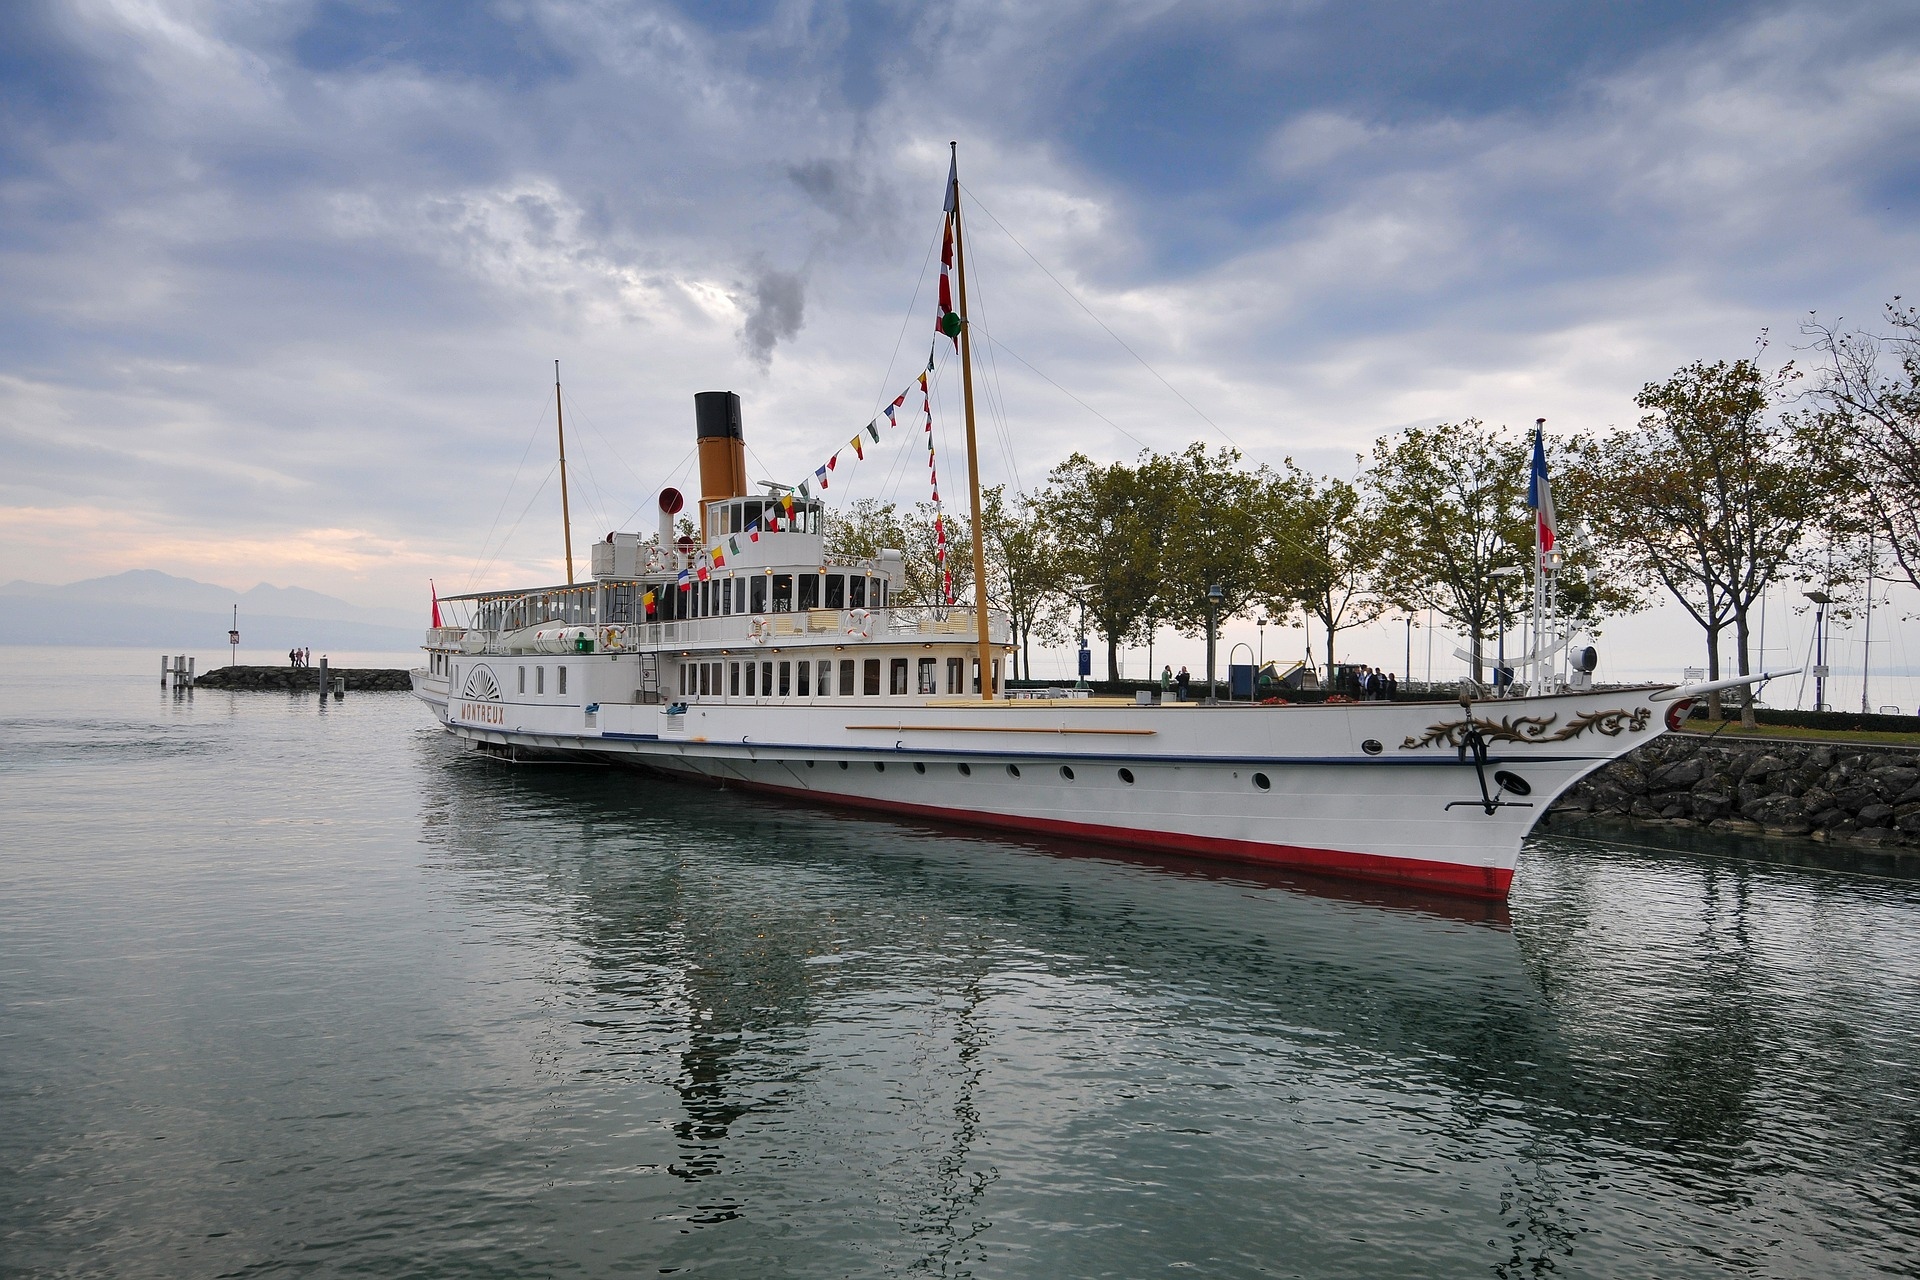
[{"left": 737, "top": 257, "right": 807, "bottom": 367}]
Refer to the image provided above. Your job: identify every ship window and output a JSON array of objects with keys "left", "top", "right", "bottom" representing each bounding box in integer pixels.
[
  {"left": 947, "top": 658, "right": 964, "bottom": 694},
  {"left": 840, "top": 659, "right": 855, "bottom": 697},
  {"left": 698, "top": 664, "right": 710, "bottom": 697},
  {"left": 1006, "top": 764, "right": 1021, "bottom": 778},
  {"left": 750, "top": 576, "right": 767, "bottom": 613},
  {"left": 864, "top": 658, "right": 881, "bottom": 696},
  {"left": 890, "top": 658, "right": 908, "bottom": 695},
  {"left": 678, "top": 664, "right": 686, "bottom": 695},
  {"left": 799, "top": 573, "right": 819, "bottom": 610},
  {"left": 913, "top": 762, "right": 925, "bottom": 774},
  {"left": 699, "top": 580, "right": 710, "bottom": 618},
  {"left": 761, "top": 661, "right": 772, "bottom": 696},
  {"left": 877, "top": 580, "right": 887, "bottom": 608},
  {"left": 537, "top": 666, "right": 545, "bottom": 694},
  {"left": 917, "top": 658, "right": 937, "bottom": 694},
  {"left": 558, "top": 667, "right": 567, "bottom": 695},
  {"left": 730, "top": 662, "right": 740, "bottom": 696},
  {"left": 825, "top": 574, "right": 845, "bottom": 609},
  {"left": 958, "top": 763, "right": 971, "bottom": 776},
  {"left": 971, "top": 660, "right": 981, "bottom": 694},
  {"left": 1060, "top": 765, "right": 1075, "bottom": 781},
  {"left": 730, "top": 505, "right": 742, "bottom": 534},
  {"left": 1253, "top": 772, "right": 1271, "bottom": 790},
  {"left": 992, "top": 659, "right": 1001, "bottom": 694},
  {"left": 848, "top": 576, "right": 866, "bottom": 609},
  {"left": 778, "top": 661, "right": 791, "bottom": 696},
  {"left": 1118, "top": 768, "right": 1135, "bottom": 785},
  {"left": 818, "top": 660, "right": 832, "bottom": 696},
  {"left": 772, "top": 574, "right": 793, "bottom": 612},
  {"left": 519, "top": 666, "right": 526, "bottom": 694},
  {"left": 745, "top": 661, "right": 756, "bottom": 696},
  {"left": 796, "top": 660, "right": 810, "bottom": 696}
]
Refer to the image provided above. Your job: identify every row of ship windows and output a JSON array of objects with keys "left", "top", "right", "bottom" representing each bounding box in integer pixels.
[
  {"left": 807, "top": 760, "right": 1276, "bottom": 790},
  {"left": 679, "top": 655, "right": 1000, "bottom": 698},
  {"left": 429, "top": 654, "right": 570, "bottom": 697}
]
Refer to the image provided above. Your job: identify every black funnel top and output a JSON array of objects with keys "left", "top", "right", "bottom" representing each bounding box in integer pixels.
[{"left": 694, "top": 391, "right": 744, "bottom": 440}]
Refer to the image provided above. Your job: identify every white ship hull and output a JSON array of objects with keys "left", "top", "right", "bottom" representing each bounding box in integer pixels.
[{"left": 413, "top": 663, "right": 1673, "bottom": 898}]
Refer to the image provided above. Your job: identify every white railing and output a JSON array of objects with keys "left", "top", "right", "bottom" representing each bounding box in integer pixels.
[{"left": 462, "top": 607, "right": 1011, "bottom": 655}]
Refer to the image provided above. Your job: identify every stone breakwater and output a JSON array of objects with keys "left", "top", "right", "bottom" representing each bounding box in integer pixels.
[
  {"left": 1548, "top": 733, "right": 1920, "bottom": 850},
  {"left": 193, "top": 666, "right": 413, "bottom": 692}
]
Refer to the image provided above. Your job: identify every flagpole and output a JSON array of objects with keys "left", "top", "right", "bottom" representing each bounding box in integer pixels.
[
  {"left": 949, "top": 143, "right": 995, "bottom": 701},
  {"left": 1532, "top": 418, "right": 1547, "bottom": 692},
  {"left": 556, "top": 360, "right": 576, "bottom": 585}
]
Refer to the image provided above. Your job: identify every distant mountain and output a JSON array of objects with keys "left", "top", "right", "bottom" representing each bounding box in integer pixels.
[{"left": 0, "top": 570, "right": 426, "bottom": 650}]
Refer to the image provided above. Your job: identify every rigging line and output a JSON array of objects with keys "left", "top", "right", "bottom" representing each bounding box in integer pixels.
[
  {"left": 958, "top": 228, "right": 1027, "bottom": 497},
  {"left": 614, "top": 442, "right": 698, "bottom": 532},
  {"left": 466, "top": 462, "right": 559, "bottom": 590},
  {"left": 462, "top": 391, "right": 560, "bottom": 593},
  {"left": 960, "top": 180, "right": 1245, "bottom": 457},
  {"left": 966, "top": 319, "right": 1150, "bottom": 451},
  {"left": 871, "top": 218, "right": 944, "bottom": 424},
  {"left": 560, "top": 388, "right": 655, "bottom": 499}
]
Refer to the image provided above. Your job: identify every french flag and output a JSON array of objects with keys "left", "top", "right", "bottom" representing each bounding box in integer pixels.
[{"left": 1528, "top": 419, "right": 1556, "bottom": 556}]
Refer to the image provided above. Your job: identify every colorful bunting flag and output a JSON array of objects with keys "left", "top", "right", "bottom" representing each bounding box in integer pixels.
[
  {"left": 677, "top": 569, "right": 691, "bottom": 591},
  {"left": 851, "top": 435, "right": 864, "bottom": 460},
  {"left": 866, "top": 421, "right": 879, "bottom": 442}
]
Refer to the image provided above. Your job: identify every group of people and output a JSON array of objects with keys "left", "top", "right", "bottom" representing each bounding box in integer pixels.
[
  {"left": 287, "top": 648, "right": 312, "bottom": 668},
  {"left": 1337, "top": 664, "right": 1398, "bottom": 701},
  {"left": 1159, "top": 665, "right": 1194, "bottom": 700}
]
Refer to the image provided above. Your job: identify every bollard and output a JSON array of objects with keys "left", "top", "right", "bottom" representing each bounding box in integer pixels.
[
  {"left": 161, "top": 653, "right": 168, "bottom": 687},
  {"left": 187, "top": 656, "right": 195, "bottom": 688},
  {"left": 332, "top": 677, "right": 345, "bottom": 700},
  {"left": 317, "top": 656, "right": 328, "bottom": 700}
]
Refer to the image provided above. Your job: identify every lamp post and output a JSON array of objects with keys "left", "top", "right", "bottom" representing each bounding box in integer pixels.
[
  {"left": 1806, "top": 590, "right": 1833, "bottom": 711},
  {"left": 1205, "top": 583, "right": 1224, "bottom": 705}
]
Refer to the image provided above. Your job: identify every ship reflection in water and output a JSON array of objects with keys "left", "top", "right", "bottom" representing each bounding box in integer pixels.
[{"left": 415, "top": 752, "right": 1920, "bottom": 1278}]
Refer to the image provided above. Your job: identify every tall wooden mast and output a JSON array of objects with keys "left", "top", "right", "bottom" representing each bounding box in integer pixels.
[
  {"left": 949, "top": 144, "right": 995, "bottom": 700},
  {"left": 555, "top": 359, "right": 575, "bottom": 585}
]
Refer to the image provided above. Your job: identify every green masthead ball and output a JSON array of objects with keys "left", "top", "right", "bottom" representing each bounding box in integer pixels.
[{"left": 940, "top": 311, "right": 964, "bottom": 339}]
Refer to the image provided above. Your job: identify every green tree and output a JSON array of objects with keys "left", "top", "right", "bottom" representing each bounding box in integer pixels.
[
  {"left": 1805, "top": 302, "right": 1920, "bottom": 588},
  {"left": 1154, "top": 445, "right": 1268, "bottom": 647},
  {"left": 1040, "top": 453, "right": 1168, "bottom": 681},
  {"left": 1368, "top": 421, "right": 1536, "bottom": 684},
  {"left": 1566, "top": 356, "right": 1844, "bottom": 722},
  {"left": 979, "top": 485, "right": 1066, "bottom": 680},
  {"left": 1257, "top": 461, "right": 1384, "bottom": 678}
]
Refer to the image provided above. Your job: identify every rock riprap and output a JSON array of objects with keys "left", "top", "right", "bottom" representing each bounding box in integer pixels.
[
  {"left": 192, "top": 666, "right": 414, "bottom": 692},
  {"left": 1550, "top": 734, "right": 1920, "bottom": 848}
]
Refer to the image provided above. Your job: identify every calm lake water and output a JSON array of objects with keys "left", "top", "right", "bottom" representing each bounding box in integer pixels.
[{"left": 4, "top": 648, "right": 1917, "bottom": 1278}]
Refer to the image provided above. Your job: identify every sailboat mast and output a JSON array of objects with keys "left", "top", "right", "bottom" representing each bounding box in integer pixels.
[
  {"left": 555, "top": 359, "right": 576, "bottom": 585},
  {"left": 949, "top": 144, "right": 995, "bottom": 701}
]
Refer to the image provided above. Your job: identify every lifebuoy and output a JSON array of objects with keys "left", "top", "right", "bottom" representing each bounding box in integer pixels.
[
  {"left": 600, "top": 626, "right": 621, "bottom": 651},
  {"left": 846, "top": 608, "right": 873, "bottom": 639},
  {"left": 749, "top": 615, "right": 771, "bottom": 645}
]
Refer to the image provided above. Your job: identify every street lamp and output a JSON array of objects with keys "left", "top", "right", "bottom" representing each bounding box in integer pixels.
[
  {"left": 1806, "top": 590, "right": 1833, "bottom": 711},
  {"left": 1205, "top": 583, "right": 1224, "bottom": 705}
]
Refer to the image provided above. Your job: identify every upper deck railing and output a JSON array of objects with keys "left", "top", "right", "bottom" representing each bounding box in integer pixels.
[{"left": 426, "top": 607, "right": 1010, "bottom": 655}]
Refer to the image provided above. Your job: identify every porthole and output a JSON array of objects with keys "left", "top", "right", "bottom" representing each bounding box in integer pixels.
[
  {"left": 1361, "top": 739, "right": 1384, "bottom": 756},
  {"left": 1006, "top": 764, "right": 1021, "bottom": 778},
  {"left": 1060, "top": 765, "right": 1075, "bottom": 781},
  {"left": 838, "top": 761, "right": 849, "bottom": 770},
  {"left": 806, "top": 761, "right": 815, "bottom": 768},
  {"left": 913, "top": 762, "right": 926, "bottom": 774},
  {"left": 874, "top": 762, "right": 886, "bottom": 772},
  {"left": 1118, "top": 768, "right": 1135, "bottom": 785},
  {"left": 958, "top": 763, "right": 972, "bottom": 776},
  {"left": 1493, "top": 770, "right": 1532, "bottom": 796},
  {"left": 1253, "top": 772, "right": 1271, "bottom": 790}
]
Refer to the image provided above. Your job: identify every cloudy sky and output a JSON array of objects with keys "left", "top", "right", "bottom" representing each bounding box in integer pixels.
[{"left": 4, "top": 0, "right": 1918, "bottom": 683}]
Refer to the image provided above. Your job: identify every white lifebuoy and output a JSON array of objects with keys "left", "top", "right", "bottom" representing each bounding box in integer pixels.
[
  {"left": 600, "top": 626, "right": 622, "bottom": 651},
  {"left": 846, "top": 608, "right": 873, "bottom": 639},
  {"left": 749, "top": 615, "right": 771, "bottom": 645}
]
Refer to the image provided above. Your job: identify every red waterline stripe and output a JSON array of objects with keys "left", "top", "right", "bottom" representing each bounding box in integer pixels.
[{"left": 720, "top": 774, "right": 1514, "bottom": 901}]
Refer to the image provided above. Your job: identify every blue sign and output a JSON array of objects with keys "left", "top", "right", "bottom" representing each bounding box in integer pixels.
[{"left": 1077, "top": 645, "right": 1092, "bottom": 677}]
